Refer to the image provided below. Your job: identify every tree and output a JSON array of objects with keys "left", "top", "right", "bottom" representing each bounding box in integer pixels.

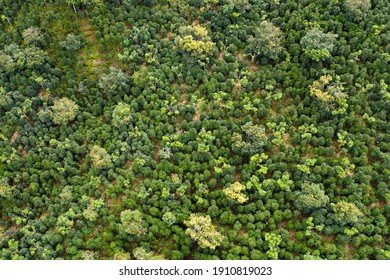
[
  {"left": 295, "top": 182, "right": 329, "bottom": 213},
  {"left": 344, "top": 0, "right": 371, "bottom": 21},
  {"left": 162, "top": 212, "right": 176, "bottom": 226},
  {"left": 22, "top": 27, "right": 43, "bottom": 45},
  {"left": 112, "top": 102, "right": 132, "bottom": 127},
  {"left": 232, "top": 122, "right": 267, "bottom": 156},
  {"left": 119, "top": 209, "right": 145, "bottom": 236},
  {"left": 0, "top": 177, "right": 14, "bottom": 199},
  {"left": 89, "top": 145, "right": 112, "bottom": 169},
  {"left": 331, "top": 201, "right": 363, "bottom": 226},
  {"left": 175, "top": 25, "right": 215, "bottom": 59},
  {"left": 133, "top": 247, "right": 165, "bottom": 260},
  {"left": 309, "top": 75, "right": 348, "bottom": 114},
  {"left": 265, "top": 232, "right": 282, "bottom": 260},
  {"left": 65, "top": 0, "right": 101, "bottom": 13},
  {"left": 83, "top": 199, "right": 105, "bottom": 222},
  {"left": 113, "top": 251, "right": 130, "bottom": 260},
  {"left": 244, "top": 20, "right": 283, "bottom": 62},
  {"left": 0, "top": 44, "right": 48, "bottom": 72},
  {"left": 51, "top": 97, "right": 79, "bottom": 125},
  {"left": 224, "top": 182, "right": 248, "bottom": 204},
  {"left": 300, "top": 28, "right": 338, "bottom": 61},
  {"left": 60, "top": 34, "right": 82, "bottom": 52},
  {"left": 98, "top": 67, "right": 129, "bottom": 96},
  {"left": 184, "top": 214, "right": 224, "bottom": 250}
]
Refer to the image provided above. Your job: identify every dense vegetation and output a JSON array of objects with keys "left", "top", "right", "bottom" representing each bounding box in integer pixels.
[{"left": 0, "top": 0, "right": 389, "bottom": 260}]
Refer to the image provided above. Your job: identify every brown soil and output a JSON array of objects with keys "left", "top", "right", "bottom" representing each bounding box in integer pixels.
[{"left": 10, "top": 131, "right": 19, "bottom": 142}]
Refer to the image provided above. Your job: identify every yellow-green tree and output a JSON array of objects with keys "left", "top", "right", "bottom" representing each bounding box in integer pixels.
[
  {"left": 89, "top": 145, "right": 112, "bottom": 169},
  {"left": 331, "top": 201, "right": 363, "bottom": 226},
  {"left": 224, "top": 182, "right": 248, "bottom": 204},
  {"left": 184, "top": 214, "right": 224, "bottom": 250},
  {"left": 345, "top": 0, "right": 371, "bottom": 21},
  {"left": 51, "top": 97, "right": 78, "bottom": 125},
  {"left": 310, "top": 75, "right": 348, "bottom": 114},
  {"left": 176, "top": 25, "right": 215, "bottom": 58},
  {"left": 119, "top": 209, "right": 145, "bottom": 236}
]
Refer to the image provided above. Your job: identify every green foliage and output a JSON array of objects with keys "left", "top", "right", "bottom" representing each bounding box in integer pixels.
[
  {"left": 224, "top": 181, "right": 248, "bottom": 204},
  {"left": 112, "top": 102, "right": 132, "bottom": 127},
  {"left": 0, "top": 0, "right": 388, "bottom": 261},
  {"left": 176, "top": 25, "right": 215, "bottom": 58},
  {"left": 265, "top": 233, "right": 282, "bottom": 260},
  {"left": 184, "top": 214, "right": 224, "bottom": 250},
  {"left": 51, "top": 97, "right": 79, "bottom": 125},
  {"left": 331, "top": 201, "right": 363, "bottom": 226},
  {"left": 245, "top": 20, "right": 283, "bottom": 62},
  {"left": 295, "top": 182, "right": 329, "bottom": 213},
  {"left": 98, "top": 67, "right": 129, "bottom": 96},
  {"left": 89, "top": 145, "right": 112, "bottom": 168},
  {"left": 60, "top": 34, "right": 82, "bottom": 52},
  {"left": 300, "top": 28, "right": 338, "bottom": 61},
  {"left": 120, "top": 210, "right": 145, "bottom": 236},
  {"left": 232, "top": 122, "right": 267, "bottom": 156},
  {"left": 310, "top": 75, "right": 348, "bottom": 114}
]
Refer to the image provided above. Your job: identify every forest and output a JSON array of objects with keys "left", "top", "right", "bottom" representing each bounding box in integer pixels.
[{"left": 0, "top": 0, "right": 389, "bottom": 260}]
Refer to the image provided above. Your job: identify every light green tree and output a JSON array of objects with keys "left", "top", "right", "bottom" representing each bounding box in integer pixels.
[
  {"left": 22, "top": 27, "right": 43, "bottom": 45},
  {"left": 310, "top": 75, "right": 348, "bottom": 114},
  {"left": 51, "top": 97, "right": 79, "bottom": 125},
  {"left": 300, "top": 28, "right": 338, "bottom": 61},
  {"left": 162, "top": 211, "right": 176, "bottom": 226},
  {"left": 245, "top": 20, "right": 283, "bottom": 62},
  {"left": 119, "top": 209, "right": 145, "bottom": 236},
  {"left": 83, "top": 199, "right": 105, "bottom": 222},
  {"left": 295, "top": 182, "right": 329, "bottom": 213},
  {"left": 113, "top": 251, "right": 131, "bottom": 260},
  {"left": 265, "top": 232, "right": 282, "bottom": 260},
  {"left": 176, "top": 25, "right": 215, "bottom": 58},
  {"left": 89, "top": 145, "right": 112, "bottom": 169},
  {"left": 331, "top": 201, "right": 363, "bottom": 226},
  {"left": 112, "top": 102, "right": 132, "bottom": 127},
  {"left": 224, "top": 182, "right": 248, "bottom": 204},
  {"left": 184, "top": 214, "right": 224, "bottom": 250},
  {"left": 133, "top": 247, "right": 165, "bottom": 260},
  {"left": 344, "top": 0, "right": 371, "bottom": 21},
  {"left": 0, "top": 178, "right": 14, "bottom": 199}
]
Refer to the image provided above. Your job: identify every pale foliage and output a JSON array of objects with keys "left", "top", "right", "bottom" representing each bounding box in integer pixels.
[
  {"left": 345, "top": 0, "right": 371, "bottom": 20},
  {"left": 133, "top": 247, "right": 165, "bottom": 260},
  {"left": 331, "top": 201, "right": 363, "bottom": 225},
  {"left": 51, "top": 97, "right": 78, "bottom": 125},
  {"left": 184, "top": 214, "right": 224, "bottom": 250},
  {"left": 22, "top": 27, "right": 43, "bottom": 45},
  {"left": 300, "top": 28, "right": 338, "bottom": 61},
  {"left": 176, "top": 25, "right": 215, "bottom": 58},
  {"left": 309, "top": 75, "right": 348, "bottom": 114},
  {"left": 119, "top": 209, "right": 145, "bottom": 236},
  {"left": 113, "top": 251, "right": 130, "bottom": 260},
  {"left": 245, "top": 20, "right": 283, "bottom": 61},
  {"left": 112, "top": 102, "right": 132, "bottom": 127},
  {"left": 89, "top": 145, "right": 111, "bottom": 168},
  {"left": 224, "top": 182, "right": 248, "bottom": 204}
]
